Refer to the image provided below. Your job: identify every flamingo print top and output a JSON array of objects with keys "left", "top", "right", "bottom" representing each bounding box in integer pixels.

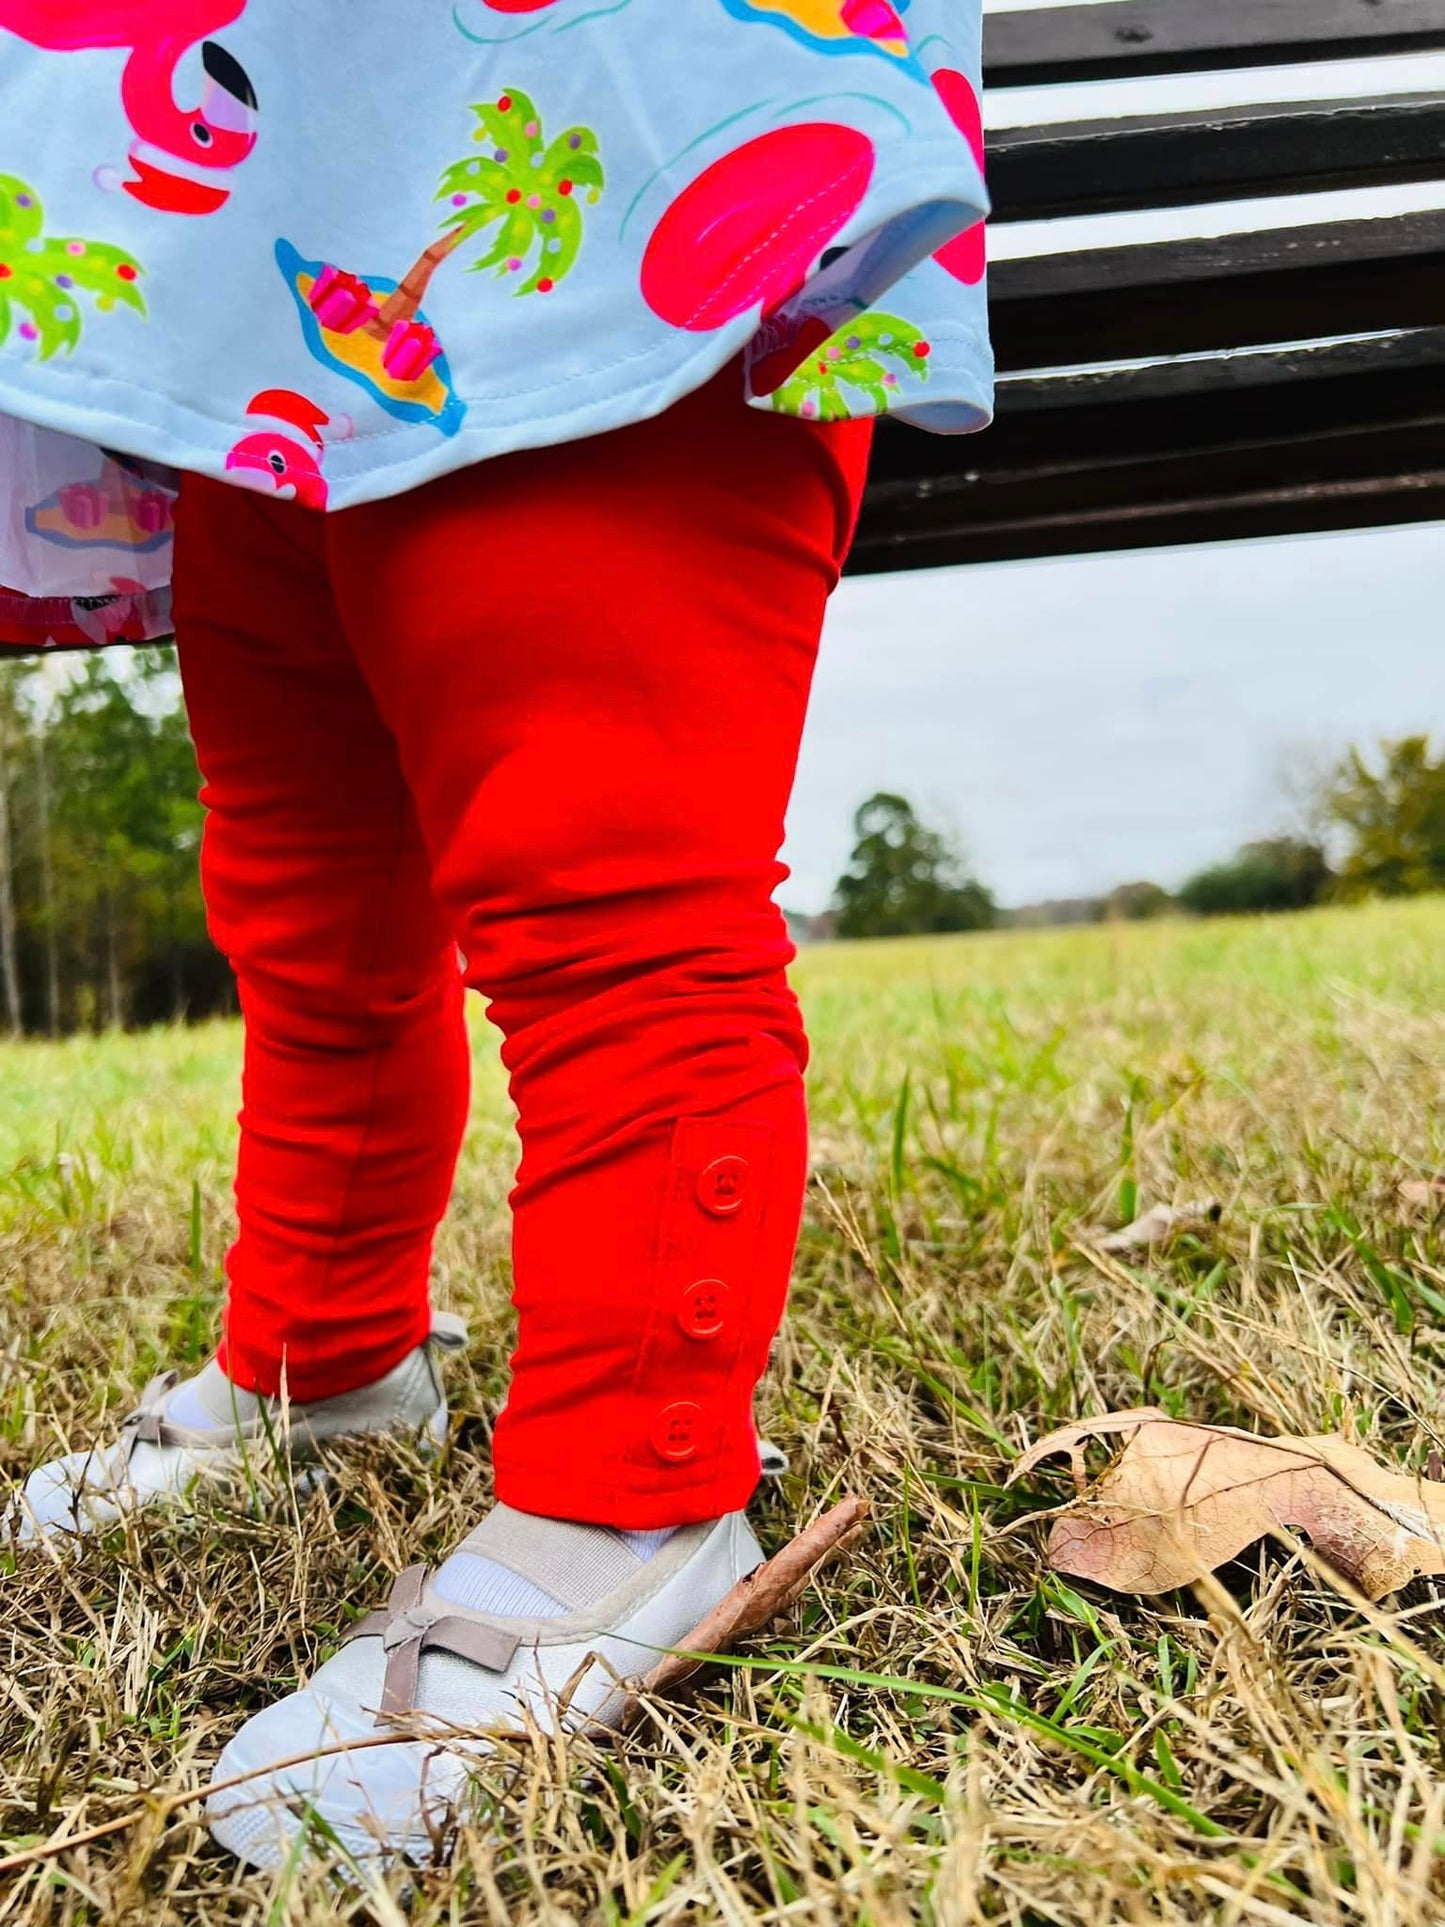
[{"left": 0, "top": 0, "right": 989, "bottom": 651}]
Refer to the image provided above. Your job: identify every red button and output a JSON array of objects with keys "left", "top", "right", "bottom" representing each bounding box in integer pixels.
[
  {"left": 652, "top": 1400, "right": 701, "bottom": 1462},
  {"left": 697, "top": 1155, "right": 748, "bottom": 1216},
  {"left": 678, "top": 1277, "right": 729, "bottom": 1341}
]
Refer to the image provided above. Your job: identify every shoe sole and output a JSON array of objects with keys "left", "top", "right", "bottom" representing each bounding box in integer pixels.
[{"left": 206, "top": 1494, "right": 869, "bottom": 1873}]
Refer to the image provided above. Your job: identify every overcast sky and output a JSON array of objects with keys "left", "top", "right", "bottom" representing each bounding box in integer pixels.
[
  {"left": 785, "top": 523, "right": 1445, "bottom": 910},
  {"left": 779, "top": 12, "right": 1445, "bottom": 913}
]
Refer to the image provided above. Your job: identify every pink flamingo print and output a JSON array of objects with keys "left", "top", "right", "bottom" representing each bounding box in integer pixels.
[
  {"left": 0, "top": 0, "right": 258, "bottom": 215},
  {"left": 225, "top": 390, "right": 331, "bottom": 509}
]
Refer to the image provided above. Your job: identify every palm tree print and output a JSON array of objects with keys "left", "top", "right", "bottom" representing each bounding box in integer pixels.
[
  {"left": 0, "top": 175, "right": 144, "bottom": 360},
  {"left": 770, "top": 311, "right": 930, "bottom": 420},
  {"left": 280, "top": 89, "right": 603, "bottom": 434},
  {"left": 422, "top": 88, "right": 604, "bottom": 304},
  {"left": 361, "top": 87, "right": 604, "bottom": 334}
]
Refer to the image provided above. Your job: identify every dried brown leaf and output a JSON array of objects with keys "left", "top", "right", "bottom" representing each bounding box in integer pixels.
[
  {"left": 1092, "top": 1200, "right": 1221, "bottom": 1252},
  {"left": 1012, "top": 1412, "right": 1445, "bottom": 1601},
  {"left": 1399, "top": 1175, "right": 1445, "bottom": 1211}
]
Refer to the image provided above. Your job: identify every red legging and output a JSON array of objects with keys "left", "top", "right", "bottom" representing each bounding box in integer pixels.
[{"left": 173, "top": 369, "right": 870, "bottom": 1527}]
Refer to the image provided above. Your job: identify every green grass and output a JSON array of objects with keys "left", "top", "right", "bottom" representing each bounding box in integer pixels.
[{"left": 3, "top": 897, "right": 1445, "bottom": 1923}]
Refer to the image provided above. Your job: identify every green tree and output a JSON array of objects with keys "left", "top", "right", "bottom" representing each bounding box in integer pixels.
[
  {"left": 1325, "top": 736, "right": 1445, "bottom": 900},
  {"left": 1106, "top": 880, "right": 1172, "bottom": 922},
  {"left": 832, "top": 792, "right": 995, "bottom": 939},
  {"left": 0, "top": 175, "right": 144, "bottom": 359},
  {"left": 0, "top": 669, "right": 22, "bottom": 1033},
  {"left": 48, "top": 652, "right": 207, "bottom": 1027},
  {"left": 0, "top": 651, "right": 212, "bottom": 1032},
  {"left": 1178, "top": 837, "right": 1332, "bottom": 918}
]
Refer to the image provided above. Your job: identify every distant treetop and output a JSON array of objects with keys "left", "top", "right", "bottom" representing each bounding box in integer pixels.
[{"left": 831, "top": 792, "right": 995, "bottom": 939}]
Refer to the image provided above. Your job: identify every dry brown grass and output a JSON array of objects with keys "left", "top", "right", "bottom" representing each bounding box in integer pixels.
[{"left": 3, "top": 898, "right": 1445, "bottom": 1924}]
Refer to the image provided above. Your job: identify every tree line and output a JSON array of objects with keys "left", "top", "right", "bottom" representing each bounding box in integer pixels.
[
  {"left": 829, "top": 738, "right": 1445, "bottom": 938},
  {"left": 0, "top": 651, "right": 229, "bottom": 1037},
  {"left": 0, "top": 649, "right": 1441, "bottom": 1030},
  {"left": 1133, "top": 735, "right": 1445, "bottom": 920}
]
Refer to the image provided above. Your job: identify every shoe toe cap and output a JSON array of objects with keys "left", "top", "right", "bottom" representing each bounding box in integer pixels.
[
  {"left": 6, "top": 1449, "right": 123, "bottom": 1541},
  {"left": 207, "top": 1683, "right": 468, "bottom": 1869}
]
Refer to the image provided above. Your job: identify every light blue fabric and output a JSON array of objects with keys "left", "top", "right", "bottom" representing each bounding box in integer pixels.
[{"left": 0, "top": 0, "right": 990, "bottom": 640}]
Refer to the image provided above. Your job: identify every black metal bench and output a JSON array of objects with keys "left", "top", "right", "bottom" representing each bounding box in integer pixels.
[{"left": 852, "top": 0, "right": 1445, "bottom": 570}]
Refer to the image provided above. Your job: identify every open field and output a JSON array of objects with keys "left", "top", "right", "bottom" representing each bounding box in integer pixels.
[{"left": 3, "top": 898, "right": 1445, "bottom": 1925}]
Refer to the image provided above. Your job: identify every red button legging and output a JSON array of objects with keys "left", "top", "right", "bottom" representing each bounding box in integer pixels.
[{"left": 173, "top": 369, "right": 871, "bottom": 1527}]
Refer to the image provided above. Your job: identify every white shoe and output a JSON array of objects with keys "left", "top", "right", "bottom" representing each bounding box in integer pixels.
[
  {"left": 5, "top": 1312, "right": 468, "bottom": 1545},
  {"left": 206, "top": 1497, "right": 866, "bottom": 1871}
]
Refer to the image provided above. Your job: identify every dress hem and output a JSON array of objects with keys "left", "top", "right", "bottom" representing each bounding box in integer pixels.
[{"left": 0, "top": 142, "right": 991, "bottom": 516}]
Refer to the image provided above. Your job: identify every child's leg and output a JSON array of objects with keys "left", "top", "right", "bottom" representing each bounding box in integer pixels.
[
  {"left": 204, "top": 386, "right": 871, "bottom": 1868},
  {"left": 328, "top": 374, "right": 871, "bottom": 1525},
  {"left": 173, "top": 485, "right": 471, "bottom": 1400}
]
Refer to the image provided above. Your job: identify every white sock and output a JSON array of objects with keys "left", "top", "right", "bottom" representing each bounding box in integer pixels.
[
  {"left": 432, "top": 1523, "right": 679, "bottom": 1619},
  {"left": 619, "top": 1527, "right": 675, "bottom": 1562}
]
